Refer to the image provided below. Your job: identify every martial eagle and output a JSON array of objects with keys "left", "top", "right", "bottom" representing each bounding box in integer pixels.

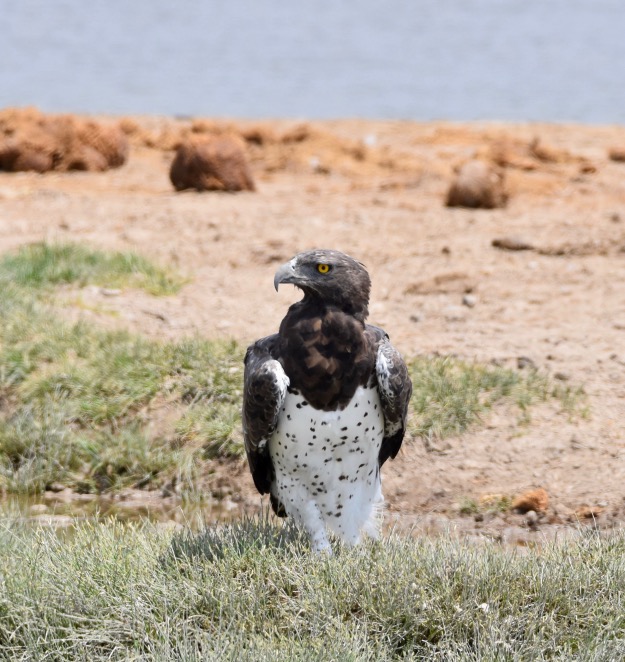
[{"left": 242, "top": 250, "right": 412, "bottom": 552}]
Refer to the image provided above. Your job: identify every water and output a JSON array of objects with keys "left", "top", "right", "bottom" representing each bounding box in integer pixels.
[{"left": 1, "top": 1, "right": 625, "bottom": 123}]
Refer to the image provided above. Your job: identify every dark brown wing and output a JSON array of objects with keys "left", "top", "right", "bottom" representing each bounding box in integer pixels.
[
  {"left": 242, "top": 334, "right": 288, "bottom": 494},
  {"left": 365, "top": 325, "right": 412, "bottom": 467}
]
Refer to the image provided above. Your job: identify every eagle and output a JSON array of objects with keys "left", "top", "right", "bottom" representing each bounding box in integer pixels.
[{"left": 242, "top": 249, "right": 412, "bottom": 552}]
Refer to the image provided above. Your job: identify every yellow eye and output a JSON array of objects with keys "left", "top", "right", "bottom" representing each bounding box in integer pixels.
[{"left": 317, "top": 263, "right": 330, "bottom": 274}]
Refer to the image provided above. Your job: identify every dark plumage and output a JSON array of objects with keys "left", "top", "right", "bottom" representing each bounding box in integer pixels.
[{"left": 242, "top": 249, "right": 412, "bottom": 551}]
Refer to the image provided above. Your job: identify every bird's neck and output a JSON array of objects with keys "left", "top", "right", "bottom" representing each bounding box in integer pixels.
[{"left": 300, "top": 292, "right": 368, "bottom": 323}]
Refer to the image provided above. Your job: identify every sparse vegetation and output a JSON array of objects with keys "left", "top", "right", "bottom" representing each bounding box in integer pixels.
[
  {"left": 408, "top": 355, "right": 584, "bottom": 439},
  {"left": 0, "top": 242, "right": 584, "bottom": 497},
  {"left": 0, "top": 244, "right": 241, "bottom": 495},
  {"left": 0, "top": 241, "right": 184, "bottom": 295},
  {"left": 0, "top": 516, "right": 624, "bottom": 660}
]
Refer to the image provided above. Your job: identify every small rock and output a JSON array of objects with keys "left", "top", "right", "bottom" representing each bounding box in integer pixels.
[
  {"left": 363, "top": 133, "right": 377, "bottom": 147},
  {"left": 554, "top": 371, "right": 570, "bottom": 381},
  {"left": 579, "top": 162, "right": 597, "bottom": 174},
  {"left": 462, "top": 294, "right": 477, "bottom": 308},
  {"left": 47, "top": 482, "right": 66, "bottom": 493},
  {"left": 517, "top": 356, "right": 536, "bottom": 370},
  {"left": 492, "top": 237, "right": 534, "bottom": 251},
  {"left": 409, "top": 313, "right": 423, "bottom": 323},
  {"left": 512, "top": 487, "right": 549, "bottom": 513},
  {"left": 525, "top": 510, "right": 539, "bottom": 529},
  {"left": 608, "top": 147, "right": 625, "bottom": 163},
  {"left": 100, "top": 288, "right": 121, "bottom": 297}
]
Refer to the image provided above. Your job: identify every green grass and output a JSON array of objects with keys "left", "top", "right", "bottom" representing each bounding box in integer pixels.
[
  {"left": 0, "top": 241, "right": 184, "bottom": 295},
  {"left": 408, "top": 355, "right": 583, "bottom": 439},
  {"left": 0, "top": 243, "right": 241, "bottom": 496},
  {"left": 0, "top": 285, "right": 243, "bottom": 494},
  {"left": 0, "top": 241, "right": 583, "bottom": 498},
  {"left": 0, "top": 516, "right": 624, "bottom": 660}
]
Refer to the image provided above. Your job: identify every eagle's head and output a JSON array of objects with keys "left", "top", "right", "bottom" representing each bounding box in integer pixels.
[{"left": 274, "top": 249, "right": 371, "bottom": 320}]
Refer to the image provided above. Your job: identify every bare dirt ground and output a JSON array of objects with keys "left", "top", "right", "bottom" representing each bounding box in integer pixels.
[{"left": 2, "top": 115, "right": 625, "bottom": 544}]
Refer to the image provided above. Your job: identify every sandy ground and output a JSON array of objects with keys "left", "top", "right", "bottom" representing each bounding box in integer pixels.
[{"left": 2, "top": 116, "right": 625, "bottom": 543}]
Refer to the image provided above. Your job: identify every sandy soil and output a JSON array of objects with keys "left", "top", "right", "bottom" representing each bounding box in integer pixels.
[{"left": 2, "top": 115, "right": 625, "bottom": 544}]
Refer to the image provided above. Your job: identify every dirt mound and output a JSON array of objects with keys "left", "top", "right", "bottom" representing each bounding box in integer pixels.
[
  {"left": 124, "top": 117, "right": 423, "bottom": 183},
  {"left": 608, "top": 146, "right": 625, "bottom": 163},
  {"left": 0, "top": 107, "right": 128, "bottom": 173},
  {"left": 446, "top": 159, "right": 508, "bottom": 209},
  {"left": 169, "top": 134, "right": 256, "bottom": 192}
]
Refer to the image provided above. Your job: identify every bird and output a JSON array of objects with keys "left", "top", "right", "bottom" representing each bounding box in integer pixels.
[{"left": 242, "top": 249, "right": 412, "bottom": 552}]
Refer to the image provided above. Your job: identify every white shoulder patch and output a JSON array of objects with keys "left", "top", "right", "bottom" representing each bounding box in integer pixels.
[
  {"left": 376, "top": 343, "right": 394, "bottom": 395},
  {"left": 266, "top": 359, "right": 290, "bottom": 396},
  {"left": 376, "top": 343, "right": 402, "bottom": 437}
]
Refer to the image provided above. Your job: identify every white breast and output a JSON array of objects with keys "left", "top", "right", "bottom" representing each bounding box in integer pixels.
[{"left": 268, "top": 384, "right": 385, "bottom": 548}]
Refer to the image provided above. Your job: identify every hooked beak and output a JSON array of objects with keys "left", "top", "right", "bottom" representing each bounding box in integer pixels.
[{"left": 274, "top": 260, "right": 298, "bottom": 291}]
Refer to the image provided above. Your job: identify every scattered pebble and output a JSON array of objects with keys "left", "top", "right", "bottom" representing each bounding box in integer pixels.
[
  {"left": 363, "top": 133, "right": 377, "bottom": 147},
  {"left": 492, "top": 237, "right": 534, "bottom": 251},
  {"left": 462, "top": 294, "right": 477, "bottom": 308},
  {"left": 517, "top": 356, "right": 536, "bottom": 370},
  {"left": 525, "top": 510, "right": 539, "bottom": 529},
  {"left": 554, "top": 371, "right": 570, "bottom": 381}
]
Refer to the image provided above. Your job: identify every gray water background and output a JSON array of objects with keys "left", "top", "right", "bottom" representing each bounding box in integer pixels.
[{"left": 1, "top": 0, "right": 624, "bottom": 122}]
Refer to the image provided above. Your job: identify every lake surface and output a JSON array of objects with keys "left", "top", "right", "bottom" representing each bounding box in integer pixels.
[{"left": 2, "top": 1, "right": 625, "bottom": 123}]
